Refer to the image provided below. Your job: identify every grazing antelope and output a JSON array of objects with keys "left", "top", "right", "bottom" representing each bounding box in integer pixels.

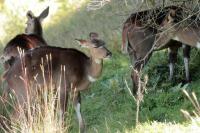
[
  {"left": 155, "top": 7, "right": 200, "bottom": 81},
  {"left": 122, "top": 6, "right": 191, "bottom": 94},
  {"left": 4, "top": 33, "right": 112, "bottom": 133},
  {"left": 156, "top": 7, "right": 200, "bottom": 49}
]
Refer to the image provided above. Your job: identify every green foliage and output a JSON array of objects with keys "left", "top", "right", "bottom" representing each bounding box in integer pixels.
[{"left": 1, "top": 0, "right": 200, "bottom": 132}]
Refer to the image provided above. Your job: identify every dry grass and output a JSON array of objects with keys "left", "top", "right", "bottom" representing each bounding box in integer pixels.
[{"left": 1, "top": 52, "right": 73, "bottom": 133}]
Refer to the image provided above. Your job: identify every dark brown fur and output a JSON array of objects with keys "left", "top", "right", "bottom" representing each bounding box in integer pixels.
[
  {"left": 1, "top": 34, "right": 47, "bottom": 75},
  {"left": 4, "top": 35, "right": 111, "bottom": 132},
  {"left": 122, "top": 6, "right": 191, "bottom": 94},
  {"left": 5, "top": 46, "right": 89, "bottom": 91},
  {"left": 1, "top": 7, "right": 49, "bottom": 72}
]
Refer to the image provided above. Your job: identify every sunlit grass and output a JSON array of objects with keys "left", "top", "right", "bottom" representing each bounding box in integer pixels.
[{"left": 126, "top": 120, "right": 200, "bottom": 133}]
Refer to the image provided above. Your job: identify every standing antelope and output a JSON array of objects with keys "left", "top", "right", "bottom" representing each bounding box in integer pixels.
[
  {"left": 0, "top": 7, "right": 49, "bottom": 105},
  {"left": 1, "top": 6, "right": 49, "bottom": 69},
  {"left": 122, "top": 6, "right": 191, "bottom": 94},
  {"left": 4, "top": 33, "right": 112, "bottom": 133}
]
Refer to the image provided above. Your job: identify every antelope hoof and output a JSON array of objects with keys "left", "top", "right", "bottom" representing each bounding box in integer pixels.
[
  {"left": 169, "top": 76, "right": 173, "bottom": 81},
  {"left": 181, "top": 79, "right": 191, "bottom": 85},
  {"left": 121, "top": 46, "right": 128, "bottom": 54},
  {"left": 80, "top": 121, "right": 86, "bottom": 133}
]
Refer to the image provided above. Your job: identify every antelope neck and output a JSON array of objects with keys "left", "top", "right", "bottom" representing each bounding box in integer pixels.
[
  {"left": 27, "top": 30, "right": 42, "bottom": 37},
  {"left": 87, "top": 57, "right": 103, "bottom": 82},
  {"left": 34, "top": 29, "right": 42, "bottom": 37}
]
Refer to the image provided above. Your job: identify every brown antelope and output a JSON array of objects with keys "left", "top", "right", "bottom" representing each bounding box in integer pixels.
[
  {"left": 4, "top": 33, "right": 112, "bottom": 133},
  {"left": 1, "top": 6, "right": 49, "bottom": 69},
  {"left": 0, "top": 7, "right": 49, "bottom": 109},
  {"left": 156, "top": 7, "right": 200, "bottom": 49},
  {"left": 122, "top": 6, "right": 191, "bottom": 94},
  {"left": 155, "top": 6, "right": 200, "bottom": 73}
]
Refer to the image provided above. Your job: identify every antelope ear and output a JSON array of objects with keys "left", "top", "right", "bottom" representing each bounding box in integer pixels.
[
  {"left": 168, "top": 10, "right": 176, "bottom": 22},
  {"left": 75, "top": 39, "right": 89, "bottom": 47},
  {"left": 89, "top": 32, "right": 99, "bottom": 40},
  {"left": 170, "top": 10, "right": 176, "bottom": 17},
  {"left": 38, "top": 6, "right": 49, "bottom": 22},
  {"left": 26, "top": 10, "right": 34, "bottom": 19}
]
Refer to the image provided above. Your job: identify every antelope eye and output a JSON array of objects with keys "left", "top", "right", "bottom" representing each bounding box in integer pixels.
[
  {"left": 94, "top": 45, "right": 103, "bottom": 48},
  {"left": 92, "top": 44, "right": 98, "bottom": 48}
]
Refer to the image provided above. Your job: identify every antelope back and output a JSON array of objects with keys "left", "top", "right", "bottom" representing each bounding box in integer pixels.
[
  {"left": 4, "top": 46, "right": 89, "bottom": 106},
  {"left": 121, "top": 6, "right": 177, "bottom": 53},
  {"left": 1, "top": 34, "right": 47, "bottom": 69}
]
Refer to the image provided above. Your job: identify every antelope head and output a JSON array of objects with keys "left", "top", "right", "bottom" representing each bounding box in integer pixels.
[
  {"left": 25, "top": 6, "right": 49, "bottom": 36},
  {"left": 76, "top": 33, "right": 112, "bottom": 60},
  {"left": 155, "top": 7, "right": 183, "bottom": 49}
]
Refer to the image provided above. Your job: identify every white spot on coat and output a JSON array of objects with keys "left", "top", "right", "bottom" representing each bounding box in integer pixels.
[
  {"left": 169, "top": 63, "right": 174, "bottom": 80},
  {"left": 184, "top": 57, "right": 190, "bottom": 81},
  {"left": 196, "top": 42, "right": 200, "bottom": 49},
  {"left": 182, "top": 44, "right": 186, "bottom": 49},
  {"left": 75, "top": 103, "right": 83, "bottom": 129},
  {"left": 88, "top": 75, "right": 97, "bottom": 82},
  {"left": 95, "top": 59, "right": 102, "bottom": 64},
  {"left": 173, "top": 36, "right": 179, "bottom": 41}
]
